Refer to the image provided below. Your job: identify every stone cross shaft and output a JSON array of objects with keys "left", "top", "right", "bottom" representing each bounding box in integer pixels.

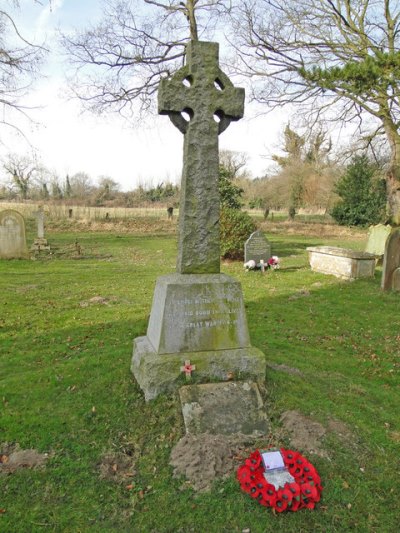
[
  {"left": 34, "top": 208, "right": 45, "bottom": 239},
  {"left": 158, "top": 41, "right": 244, "bottom": 274}
]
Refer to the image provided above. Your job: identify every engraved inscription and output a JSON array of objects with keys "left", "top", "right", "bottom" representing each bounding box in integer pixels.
[{"left": 168, "top": 293, "right": 242, "bottom": 329}]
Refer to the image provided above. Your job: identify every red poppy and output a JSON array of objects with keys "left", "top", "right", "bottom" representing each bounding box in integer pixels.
[
  {"left": 285, "top": 482, "right": 300, "bottom": 499},
  {"left": 245, "top": 450, "right": 262, "bottom": 471},
  {"left": 274, "top": 490, "right": 289, "bottom": 513},
  {"left": 281, "top": 449, "right": 298, "bottom": 467},
  {"left": 301, "top": 482, "right": 320, "bottom": 502},
  {"left": 290, "top": 497, "right": 303, "bottom": 512},
  {"left": 302, "top": 497, "right": 316, "bottom": 509}
]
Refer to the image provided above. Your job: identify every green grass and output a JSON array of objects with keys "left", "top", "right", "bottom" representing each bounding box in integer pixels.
[{"left": 1, "top": 228, "right": 399, "bottom": 532}]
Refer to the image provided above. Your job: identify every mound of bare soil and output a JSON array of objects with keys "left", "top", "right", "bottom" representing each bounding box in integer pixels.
[
  {"left": 170, "top": 433, "right": 254, "bottom": 492},
  {"left": 280, "top": 410, "right": 356, "bottom": 458},
  {"left": 0, "top": 443, "right": 49, "bottom": 474}
]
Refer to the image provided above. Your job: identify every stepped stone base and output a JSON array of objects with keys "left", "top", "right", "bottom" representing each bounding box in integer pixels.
[
  {"left": 132, "top": 336, "right": 265, "bottom": 401},
  {"left": 31, "top": 238, "right": 50, "bottom": 252},
  {"left": 131, "top": 273, "right": 266, "bottom": 401}
]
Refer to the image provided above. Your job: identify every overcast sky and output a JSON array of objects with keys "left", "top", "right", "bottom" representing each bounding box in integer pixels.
[{"left": 1, "top": 0, "right": 288, "bottom": 191}]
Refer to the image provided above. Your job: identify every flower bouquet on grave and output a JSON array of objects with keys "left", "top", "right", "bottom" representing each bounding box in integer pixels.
[
  {"left": 267, "top": 256, "right": 280, "bottom": 270},
  {"left": 237, "top": 448, "right": 322, "bottom": 512}
]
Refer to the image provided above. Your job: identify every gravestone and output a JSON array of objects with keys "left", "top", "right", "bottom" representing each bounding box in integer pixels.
[
  {"left": 131, "top": 41, "right": 266, "bottom": 400},
  {"left": 365, "top": 224, "right": 392, "bottom": 257},
  {"left": 31, "top": 207, "right": 50, "bottom": 252},
  {"left": 0, "top": 209, "right": 29, "bottom": 259},
  {"left": 381, "top": 229, "right": 400, "bottom": 291},
  {"left": 244, "top": 230, "right": 271, "bottom": 265}
]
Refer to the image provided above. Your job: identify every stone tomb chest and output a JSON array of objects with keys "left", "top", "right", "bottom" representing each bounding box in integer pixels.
[
  {"left": 307, "top": 246, "right": 376, "bottom": 280},
  {"left": 244, "top": 230, "right": 271, "bottom": 265}
]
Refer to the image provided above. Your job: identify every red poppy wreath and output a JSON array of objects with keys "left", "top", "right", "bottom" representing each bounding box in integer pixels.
[{"left": 237, "top": 448, "right": 322, "bottom": 513}]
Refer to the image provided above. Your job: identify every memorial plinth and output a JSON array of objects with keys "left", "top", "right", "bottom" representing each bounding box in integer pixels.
[
  {"left": 131, "top": 41, "right": 266, "bottom": 400},
  {"left": 132, "top": 274, "right": 265, "bottom": 400}
]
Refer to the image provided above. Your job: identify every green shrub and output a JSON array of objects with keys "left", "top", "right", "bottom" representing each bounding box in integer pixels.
[
  {"left": 331, "top": 155, "right": 387, "bottom": 226},
  {"left": 219, "top": 165, "right": 244, "bottom": 210},
  {"left": 220, "top": 208, "right": 256, "bottom": 259}
]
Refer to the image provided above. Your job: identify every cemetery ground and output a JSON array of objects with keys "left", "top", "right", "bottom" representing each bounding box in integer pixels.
[{"left": 1, "top": 217, "right": 399, "bottom": 532}]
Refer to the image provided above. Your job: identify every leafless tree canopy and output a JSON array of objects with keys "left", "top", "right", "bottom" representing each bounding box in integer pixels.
[
  {"left": 232, "top": 0, "right": 400, "bottom": 220},
  {"left": 61, "top": 0, "right": 231, "bottom": 118},
  {"left": 0, "top": 1, "right": 46, "bottom": 140},
  {"left": 234, "top": 1, "right": 399, "bottom": 122}
]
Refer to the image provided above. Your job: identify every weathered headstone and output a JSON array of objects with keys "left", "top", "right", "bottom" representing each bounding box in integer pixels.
[
  {"left": 0, "top": 209, "right": 29, "bottom": 259},
  {"left": 131, "top": 41, "right": 266, "bottom": 400},
  {"left": 365, "top": 224, "right": 392, "bottom": 257},
  {"left": 31, "top": 207, "right": 50, "bottom": 252},
  {"left": 244, "top": 230, "right": 271, "bottom": 265},
  {"left": 381, "top": 229, "right": 400, "bottom": 291}
]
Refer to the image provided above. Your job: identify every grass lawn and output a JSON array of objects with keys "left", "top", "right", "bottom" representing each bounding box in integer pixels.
[{"left": 1, "top": 221, "right": 399, "bottom": 532}]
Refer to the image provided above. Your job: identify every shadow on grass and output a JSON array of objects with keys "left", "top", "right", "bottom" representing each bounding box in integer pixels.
[{"left": 269, "top": 239, "right": 326, "bottom": 257}]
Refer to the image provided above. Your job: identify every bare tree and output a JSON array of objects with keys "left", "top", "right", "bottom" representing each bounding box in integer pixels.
[
  {"left": 0, "top": 1, "right": 47, "bottom": 141},
  {"left": 61, "top": 0, "right": 230, "bottom": 118},
  {"left": 233, "top": 0, "right": 400, "bottom": 222},
  {"left": 219, "top": 149, "right": 248, "bottom": 179},
  {"left": 2, "top": 152, "right": 42, "bottom": 199}
]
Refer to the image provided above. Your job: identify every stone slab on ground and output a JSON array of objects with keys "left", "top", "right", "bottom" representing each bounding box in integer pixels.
[{"left": 179, "top": 381, "right": 268, "bottom": 437}]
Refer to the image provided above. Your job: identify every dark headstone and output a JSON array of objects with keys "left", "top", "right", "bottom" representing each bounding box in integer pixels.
[
  {"left": 244, "top": 230, "right": 271, "bottom": 265},
  {"left": 381, "top": 228, "right": 400, "bottom": 291}
]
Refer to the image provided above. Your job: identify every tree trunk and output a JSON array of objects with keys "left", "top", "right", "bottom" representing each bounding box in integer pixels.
[{"left": 383, "top": 123, "right": 400, "bottom": 224}]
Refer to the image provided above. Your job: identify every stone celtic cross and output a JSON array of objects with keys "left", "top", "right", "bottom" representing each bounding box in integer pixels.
[{"left": 158, "top": 41, "right": 244, "bottom": 274}]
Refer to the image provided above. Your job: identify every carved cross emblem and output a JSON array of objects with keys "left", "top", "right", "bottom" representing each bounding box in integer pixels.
[{"left": 158, "top": 41, "right": 244, "bottom": 274}]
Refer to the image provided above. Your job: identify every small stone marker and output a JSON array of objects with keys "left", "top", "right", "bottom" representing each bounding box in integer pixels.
[
  {"left": 0, "top": 209, "right": 29, "bottom": 259},
  {"left": 365, "top": 224, "right": 392, "bottom": 257},
  {"left": 244, "top": 230, "right": 271, "bottom": 266},
  {"left": 179, "top": 381, "right": 268, "bottom": 437},
  {"left": 381, "top": 228, "right": 400, "bottom": 291},
  {"left": 131, "top": 40, "right": 265, "bottom": 401},
  {"left": 307, "top": 246, "right": 376, "bottom": 280},
  {"left": 31, "top": 207, "right": 50, "bottom": 252}
]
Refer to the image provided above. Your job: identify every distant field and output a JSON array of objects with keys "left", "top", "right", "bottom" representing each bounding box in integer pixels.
[
  {"left": 0, "top": 202, "right": 330, "bottom": 224},
  {"left": 0, "top": 202, "right": 173, "bottom": 220}
]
